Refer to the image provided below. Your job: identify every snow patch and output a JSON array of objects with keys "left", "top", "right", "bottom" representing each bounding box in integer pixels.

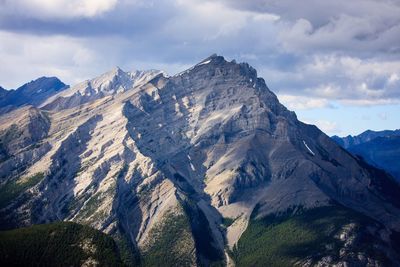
[
  {"left": 188, "top": 155, "right": 196, "bottom": 171},
  {"left": 303, "top": 140, "right": 315, "bottom": 156},
  {"left": 198, "top": 59, "right": 212, "bottom": 66},
  {"left": 190, "top": 162, "right": 196, "bottom": 171}
]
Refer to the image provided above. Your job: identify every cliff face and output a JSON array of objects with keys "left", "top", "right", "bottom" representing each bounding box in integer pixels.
[{"left": 1, "top": 55, "right": 399, "bottom": 266}]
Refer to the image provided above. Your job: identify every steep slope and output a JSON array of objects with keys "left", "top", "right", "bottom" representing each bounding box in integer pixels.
[
  {"left": 232, "top": 205, "right": 396, "bottom": 266},
  {"left": 0, "top": 107, "right": 51, "bottom": 180},
  {"left": 41, "top": 67, "right": 162, "bottom": 111},
  {"left": 333, "top": 130, "right": 400, "bottom": 181},
  {"left": 0, "top": 55, "right": 400, "bottom": 266},
  {"left": 0, "top": 86, "right": 9, "bottom": 100},
  {"left": 0, "top": 222, "right": 123, "bottom": 267},
  {"left": 0, "top": 77, "right": 67, "bottom": 114}
]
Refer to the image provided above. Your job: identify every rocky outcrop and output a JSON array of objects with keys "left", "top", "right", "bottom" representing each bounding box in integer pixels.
[
  {"left": 0, "top": 107, "right": 51, "bottom": 180},
  {"left": 41, "top": 68, "right": 162, "bottom": 111}
]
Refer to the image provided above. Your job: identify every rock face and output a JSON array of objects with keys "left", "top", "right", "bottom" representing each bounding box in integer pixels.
[
  {"left": 41, "top": 67, "right": 162, "bottom": 111},
  {"left": 332, "top": 130, "right": 400, "bottom": 181},
  {"left": 0, "top": 107, "right": 51, "bottom": 179},
  {"left": 0, "top": 77, "right": 67, "bottom": 114},
  {"left": 0, "top": 55, "right": 400, "bottom": 266}
]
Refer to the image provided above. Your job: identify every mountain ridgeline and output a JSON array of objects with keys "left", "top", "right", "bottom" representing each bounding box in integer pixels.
[
  {"left": 1, "top": 55, "right": 400, "bottom": 266},
  {"left": 0, "top": 77, "right": 67, "bottom": 115},
  {"left": 332, "top": 130, "right": 400, "bottom": 182}
]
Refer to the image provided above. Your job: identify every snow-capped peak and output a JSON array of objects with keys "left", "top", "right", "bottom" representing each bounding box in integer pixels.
[{"left": 56, "top": 68, "right": 163, "bottom": 98}]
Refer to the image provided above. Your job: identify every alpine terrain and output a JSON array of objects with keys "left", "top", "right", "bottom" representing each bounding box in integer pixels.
[
  {"left": 332, "top": 130, "right": 400, "bottom": 182},
  {"left": 0, "top": 77, "right": 68, "bottom": 115},
  {"left": 1, "top": 55, "right": 400, "bottom": 267}
]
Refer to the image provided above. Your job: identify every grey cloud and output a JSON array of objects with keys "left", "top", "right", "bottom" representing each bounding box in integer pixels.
[
  {"left": 219, "top": 0, "right": 400, "bottom": 58},
  {"left": 0, "top": 1, "right": 176, "bottom": 37},
  {"left": 219, "top": 0, "right": 400, "bottom": 27}
]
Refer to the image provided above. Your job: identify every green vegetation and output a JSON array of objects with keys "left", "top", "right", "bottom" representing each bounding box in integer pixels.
[
  {"left": 0, "top": 124, "right": 20, "bottom": 145},
  {"left": 231, "top": 205, "right": 381, "bottom": 267},
  {"left": 74, "top": 184, "right": 116, "bottom": 224},
  {"left": 0, "top": 124, "right": 20, "bottom": 164},
  {"left": 222, "top": 217, "right": 236, "bottom": 228},
  {"left": 114, "top": 233, "right": 141, "bottom": 267},
  {"left": 181, "top": 199, "right": 225, "bottom": 266},
  {"left": 76, "top": 192, "right": 103, "bottom": 219},
  {"left": 141, "top": 210, "right": 196, "bottom": 267},
  {"left": 0, "top": 173, "right": 44, "bottom": 208},
  {"left": 0, "top": 222, "right": 123, "bottom": 267}
]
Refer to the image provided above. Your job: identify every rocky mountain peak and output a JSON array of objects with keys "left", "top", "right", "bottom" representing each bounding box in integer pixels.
[
  {"left": 170, "top": 54, "right": 295, "bottom": 126},
  {"left": 17, "top": 76, "right": 66, "bottom": 94},
  {"left": 89, "top": 66, "right": 132, "bottom": 94},
  {"left": 41, "top": 67, "right": 163, "bottom": 111},
  {"left": 0, "top": 77, "right": 68, "bottom": 115},
  {"left": 110, "top": 65, "right": 123, "bottom": 74},
  {"left": 181, "top": 54, "right": 258, "bottom": 82},
  {"left": 0, "top": 86, "right": 8, "bottom": 97},
  {"left": 209, "top": 54, "right": 256, "bottom": 75}
]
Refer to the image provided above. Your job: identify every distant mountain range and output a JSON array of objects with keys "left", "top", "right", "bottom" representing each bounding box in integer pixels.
[
  {"left": 1, "top": 55, "right": 400, "bottom": 266},
  {"left": 332, "top": 130, "right": 400, "bottom": 181},
  {"left": 0, "top": 77, "right": 68, "bottom": 114}
]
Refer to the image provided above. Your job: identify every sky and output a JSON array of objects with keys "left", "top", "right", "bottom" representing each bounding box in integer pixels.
[{"left": 0, "top": 0, "right": 399, "bottom": 136}]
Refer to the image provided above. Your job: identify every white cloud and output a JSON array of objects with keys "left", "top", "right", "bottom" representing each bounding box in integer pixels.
[
  {"left": 305, "top": 84, "right": 341, "bottom": 99},
  {"left": 0, "top": 29, "right": 190, "bottom": 89},
  {"left": 303, "top": 119, "right": 342, "bottom": 135},
  {"left": 0, "top": 31, "right": 103, "bottom": 87},
  {"left": 166, "top": 0, "right": 279, "bottom": 42},
  {"left": 1, "top": 0, "right": 118, "bottom": 19},
  {"left": 223, "top": 0, "right": 400, "bottom": 57},
  {"left": 272, "top": 55, "right": 400, "bottom": 105},
  {"left": 277, "top": 94, "right": 333, "bottom": 110},
  {"left": 388, "top": 73, "right": 399, "bottom": 84}
]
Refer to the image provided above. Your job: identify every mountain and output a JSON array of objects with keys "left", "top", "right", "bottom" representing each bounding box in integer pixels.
[
  {"left": 41, "top": 67, "right": 162, "bottom": 111},
  {"left": 0, "top": 222, "right": 123, "bottom": 266},
  {"left": 0, "top": 86, "right": 8, "bottom": 99},
  {"left": 332, "top": 130, "right": 400, "bottom": 181},
  {"left": 0, "top": 77, "right": 67, "bottom": 114},
  {"left": 1, "top": 55, "right": 400, "bottom": 266},
  {"left": 332, "top": 129, "right": 400, "bottom": 148}
]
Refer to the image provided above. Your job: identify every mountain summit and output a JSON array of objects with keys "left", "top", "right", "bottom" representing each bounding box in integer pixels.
[
  {"left": 1, "top": 55, "right": 400, "bottom": 266},
  {"left": 0, "top": 77, "right": 67, "bottom": 114},
  {"left": 41, "top": 67, "right": 162, "bottom": 111}
]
